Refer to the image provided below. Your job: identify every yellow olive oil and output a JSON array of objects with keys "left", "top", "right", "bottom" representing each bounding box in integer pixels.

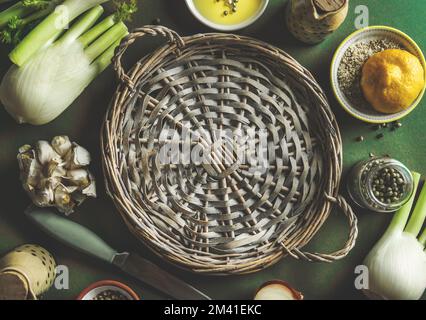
[{"left": 193, "top": 0, "right": 263, "bottom": 26}]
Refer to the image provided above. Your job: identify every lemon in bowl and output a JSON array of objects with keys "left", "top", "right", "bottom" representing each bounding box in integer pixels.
[
  {"left": 331, "top": 26, "right": 426, "bottom": 123},
  {"left": 361, "top": 49, "right": 425, "bottom": 114}
]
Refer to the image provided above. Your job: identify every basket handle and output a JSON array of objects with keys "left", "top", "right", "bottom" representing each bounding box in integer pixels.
[
  {"left": 286, "top": 194, "right": 358, "bottom": 263},
  {"left": 113, "top": 25, "right": 185, "bottom": 88}
]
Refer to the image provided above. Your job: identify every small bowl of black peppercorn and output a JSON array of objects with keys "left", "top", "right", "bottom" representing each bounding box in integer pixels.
[{"left": 77, "top": 280, "right": 140, "bottom": 300}]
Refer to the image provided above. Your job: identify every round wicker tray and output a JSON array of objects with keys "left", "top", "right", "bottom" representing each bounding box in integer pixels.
[{"left": 102, "top": 26, "right": 358, "bottom": 274}]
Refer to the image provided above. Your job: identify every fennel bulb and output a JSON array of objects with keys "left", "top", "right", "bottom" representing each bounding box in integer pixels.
[
  {"left": 1, "top": 41, "right": 96, "bottom": 125},
  {"left": 363, "top": 172, "right": 426, "bottom": 300},
  {"left": 0, "top": 0, "right": 133, "bottom": 125}
]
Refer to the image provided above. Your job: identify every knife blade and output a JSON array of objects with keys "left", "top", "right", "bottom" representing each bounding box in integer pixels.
[
  {"left": 114, "top": 253, "right": 211, "bottom": 300},
  {"left": 25, "top": 207, "right": 211, "bottom": 300}
]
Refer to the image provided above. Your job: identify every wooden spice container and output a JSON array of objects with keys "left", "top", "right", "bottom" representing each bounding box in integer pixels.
[{"left": 286, "top": 0, "right": 349, "bottom": 44}]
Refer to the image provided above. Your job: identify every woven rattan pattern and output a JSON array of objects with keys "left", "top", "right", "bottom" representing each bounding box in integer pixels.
[{"left": 102, "top": 26, "right": 357, "bottom": 274}]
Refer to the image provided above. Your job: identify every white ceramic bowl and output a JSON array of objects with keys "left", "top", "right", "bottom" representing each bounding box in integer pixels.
[
  {"left": 331, "top": 26, "right": 426, "bottom": 123},
  {"left": 185, "top": 0, "right": 269, "bottom": 31}
]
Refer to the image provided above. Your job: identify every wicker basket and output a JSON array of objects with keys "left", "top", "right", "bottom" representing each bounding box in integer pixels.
[{"left": 101, "top": 26, "right": 358, "bottom": 274}]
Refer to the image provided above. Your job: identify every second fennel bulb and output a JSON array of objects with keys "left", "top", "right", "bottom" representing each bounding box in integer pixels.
[{"left": 363, "top": 172, "right": 426, "bottom": 300}]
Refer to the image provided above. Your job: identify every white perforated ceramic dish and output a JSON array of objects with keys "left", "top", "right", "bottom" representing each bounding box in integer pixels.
[{"left": 331, "top": 26, "right": 426, "bottom": 124}]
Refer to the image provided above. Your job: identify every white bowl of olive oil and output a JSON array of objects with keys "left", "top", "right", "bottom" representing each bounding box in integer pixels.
[{"left": 185, "top": 0, "right": 269, "bottom": 31}]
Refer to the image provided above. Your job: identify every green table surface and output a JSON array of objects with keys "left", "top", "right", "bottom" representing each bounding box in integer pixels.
[{"left": 0, "top": 0, "right": 425, "bottom": 300}]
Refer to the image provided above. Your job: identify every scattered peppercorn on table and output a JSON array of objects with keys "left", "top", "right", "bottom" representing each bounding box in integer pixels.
[{"left": 0, "top": 0, "right": 425, "bottom": 300}]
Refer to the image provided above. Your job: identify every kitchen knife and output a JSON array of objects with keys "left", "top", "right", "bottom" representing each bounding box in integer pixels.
[{"left": 25, "top": 208, "right": 211, "bottom": 300}]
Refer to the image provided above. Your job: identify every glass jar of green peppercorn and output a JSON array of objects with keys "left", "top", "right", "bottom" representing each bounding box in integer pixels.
[{"left": 347, "top": 157, "right": 414, "bottom": 213}]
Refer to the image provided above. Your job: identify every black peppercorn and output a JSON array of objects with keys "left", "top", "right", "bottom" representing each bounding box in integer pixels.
[{"left": 93, "top": 290, "right": 129, "bottom": 300}]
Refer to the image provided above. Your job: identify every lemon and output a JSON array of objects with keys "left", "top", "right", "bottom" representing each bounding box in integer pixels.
[{"left": 361, "top": 49, "right": 425, "bottom": 114}]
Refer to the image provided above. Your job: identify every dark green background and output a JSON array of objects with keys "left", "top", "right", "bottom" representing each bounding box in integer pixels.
[{"left": 0, "top": 0, "right": 425, "bottom": 300}]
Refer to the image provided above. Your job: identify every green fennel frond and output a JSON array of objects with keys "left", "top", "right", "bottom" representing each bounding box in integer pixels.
[
  {"left": 10, "top": 27, "right": 23, "bottom": 44},
  {"left": 0, "top": 29, "right": 12, "bottom": 44},
  {"left": 7, "top": 15, "right": 23, "bottom": 29},
  {"left": 0, "top": 20, "right": 26, "bottom": 44},
  {"left": 0, "top": 16, "right": 22, "bottom": 44},
  {"left": 21, "top": 0, "right": 51, "bottom": 10},
  {"left": 113, "top": 0, "right": 138, "bottom": 23}
]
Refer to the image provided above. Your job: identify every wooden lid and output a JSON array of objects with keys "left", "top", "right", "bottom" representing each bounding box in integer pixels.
[
  {"left": 314, "top": 0, "right": 346, "bottom": 12},
  {"left": 0, "top": 272, "right": 29, "bottom": 300}
]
